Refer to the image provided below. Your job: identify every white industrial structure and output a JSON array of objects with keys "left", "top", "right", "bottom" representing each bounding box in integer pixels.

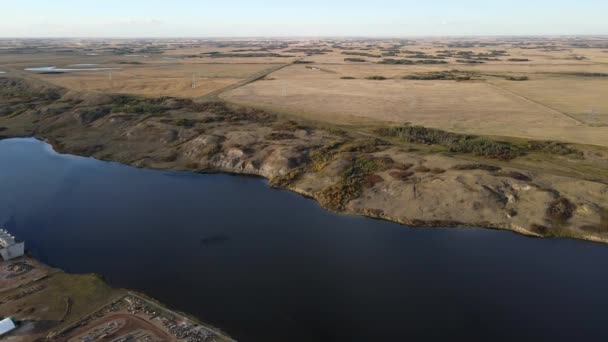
[
  {"left": 0, "top": 229, "right": 24, "bottom": 261},
  {"left": 0, "top": 317, "right": 16, "bottom": 336}
]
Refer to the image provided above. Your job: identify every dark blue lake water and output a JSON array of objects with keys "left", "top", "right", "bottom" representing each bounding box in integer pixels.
[{"left": 0, "top": 138, "right": 607, "bottom": 342}]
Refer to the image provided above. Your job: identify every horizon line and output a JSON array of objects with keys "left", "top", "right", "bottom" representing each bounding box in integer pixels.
[{"left": 1, "top": 34, "right": 608, "bottom": 40}]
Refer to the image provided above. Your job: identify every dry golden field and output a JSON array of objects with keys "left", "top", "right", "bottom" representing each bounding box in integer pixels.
[
  {"left": 222, "top": 64, "right": 608, "bottom": 146},
  {"left": 0, "top": 52, "right": 280, "bottom": 97},
  {"left": 2, "top": 37, "right": 608, "bottom": 146},
  {"left": 490, "top": 76, "right": 608, "bottom": 126}
]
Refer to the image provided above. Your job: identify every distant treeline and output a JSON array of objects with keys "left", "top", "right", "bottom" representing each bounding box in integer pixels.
[
  {"left": 284, "top": 48, "right": 333, "bottom": 55},
  {"left": 342, "top": 51, "right": 382, "bottom": 58},
  {"left": 378, "top": 59, "right": 448, "bottom": 65},
  {"left": 344, "top": 58, "right": 366, "bottom": 62},
  {"left": 376, "top": 125, "right": 581, "bottom": 160},
  {"left": 376, "top": 125, "right": 522, "bottom": 160},
  {"left": 200, "top": 52, "right": 294, "bottom": 58}
]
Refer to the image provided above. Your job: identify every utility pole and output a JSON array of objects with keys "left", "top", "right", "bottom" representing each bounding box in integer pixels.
[{"left": 192, "top": 73, "right": 196, "bottom": 89}]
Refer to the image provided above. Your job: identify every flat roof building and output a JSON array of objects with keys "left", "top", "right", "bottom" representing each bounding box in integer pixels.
[
  {"left": 0, "top": 229, "right": 24, "bottom": 261},
  {"left": 0, "top": 318, "right": 16, "bottom": 336}
]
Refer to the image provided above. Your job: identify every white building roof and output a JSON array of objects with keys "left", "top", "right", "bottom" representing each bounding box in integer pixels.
[
  {"left": 0, "top": 318, "right": 16, "bottom": 335},
  {"left": 0, "top": 229, "right": 17, "bottom": 247}
]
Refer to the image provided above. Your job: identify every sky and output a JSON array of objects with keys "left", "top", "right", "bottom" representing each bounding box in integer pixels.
[{"left": 1, "top": 0, "right": 607, "bottom": 37}]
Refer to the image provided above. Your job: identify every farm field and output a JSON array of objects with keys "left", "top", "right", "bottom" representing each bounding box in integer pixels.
[
  {"left": 2, "top": 36, "right": 608, "bottom": 146},
  {"left": 222, "top": 64, "right": 608, "bottom": 146},
  {"left": 490, "top": 76, "right": 608, "bottom": 126},
  {"left": 30, "top": 63, "right": 275, "bottom": 97},
  {"left": 0, "top": 53, "right": 280, "bottom": 97}
]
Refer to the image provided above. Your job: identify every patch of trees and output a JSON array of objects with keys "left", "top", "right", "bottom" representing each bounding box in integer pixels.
[
  {"left": 135, "top": 47, "right": 165, "bottom": 54},
  {"left": 481, "top": 72, "right": 529, "bottom": 81},
  {"left": 68, "top": 144, "right": 105, "bottom": 156},
  {"left": 526, "top": 141, "right": 582, "bottom": 156},
  {"left": 452, "top": 164, "right": 502, "bottom": 171},
  {"left": 201, "top": 52, "right": 294, "bottom": 58},
  {"left": 402, "top": 52, "right": 446, "bottom": 60},
  {"left": 111, "top": 102, "right": 167, "bottom": 115},
  {"left": 266, "top": 132, "right": 296, "bottom": 140},
  {"left": 344, "top": 58, "right": 366, "bottom": 62},
  {"left": 75, "top": 107, "right": 112, "bottom": 124},
  {"left": 504, "top": 76, "right": 529, "bottom": 81},
  {"left": 332, "top": 45, "right": 358, "bottom": 50},
  {"left": 546, "top": 197, "right": 576, "bottom": 226},
  {"left": 438, "top": 50, "right": 507, "bottom": 62},
  {"left": 0, "top": 79, "right": 61, "bottom": 103},
  {"left": 318, "top": 154, "right": 403, "bottom": 211},
  {"left": 376, "top": 125, "right": 523, "bottom": 160},
  {"left": 417, "top": 59, "right": 449, "bottom": 64},
  {"left": 230, "top": 48, "right": 267, "bottom": 52},
  {"left": 342, "top": 51, "right": 382, "bottom": 58},
  {"left": 457, "top": 59, "right": 485, "bottom": 64},
  {"left": 379, "top": 59, "right": 415, "bottom": 65},
  {"left": 402, "top": 50, "right": 425, "bottom": 54},
  {"left": 376, "top": 124, "right": 583, "bottom": 160},
  {"left": 561, "top": 72, "right": 608, "bottom": 78},
  {"left": 447, "top": 42, "right": 477, "bottom": 48},
  {"left": 284, "top": 48, "right": 332, "bottom": 55},
  {"left": 365, "top": 76, "right": 387, "bottom": 80},
  {"left": 567, "top": 43, "right": 608, "bottom": 49},
  {"left": 378, "top": 59, "right": 448, "bottom": 65},
  {"left": 381, "top": 51, "right": 400, "bottom": 57},
  {"left": 111, "top": 48, "right": 135, "bottom": 55},
  {"left": 188, "top": 101, "right": 277, "bottom": 123},
  {"left": 212, "top": 42, "right": 290, "bottom": 50},
  {"left": 402, "top": 71, "right": 472, "bottom": 81}
]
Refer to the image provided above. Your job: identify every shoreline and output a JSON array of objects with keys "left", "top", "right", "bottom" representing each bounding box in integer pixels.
[
  {"left": 0, "top": 76, "right": 607, "bottom": 244},
  {"left": 29, "top": 136, "right": 608, "bottom": 245}
]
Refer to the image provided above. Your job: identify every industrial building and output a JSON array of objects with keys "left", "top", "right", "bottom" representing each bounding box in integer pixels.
[{"left": 0, "top": 229, "right": 24, "bottom": 261}]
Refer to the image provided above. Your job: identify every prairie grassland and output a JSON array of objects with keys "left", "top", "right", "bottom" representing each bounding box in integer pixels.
[
  {"left": 3, "top": 37, "right": 608, "bottom": 146},
  {"left": 219, "top": 38, "right": 608, "bottom": 147},
  {"left": 38, "top": 71, "right": 241, "bottom": 97},
  {"left": 489, "top": 76, "right": 608, "bottom": 126},
  {"left": 10, "top": 60, "right": 275, "bottom": 97},
  {"left": 222, "top": 64, "right": 608, "bottom": 146}
]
